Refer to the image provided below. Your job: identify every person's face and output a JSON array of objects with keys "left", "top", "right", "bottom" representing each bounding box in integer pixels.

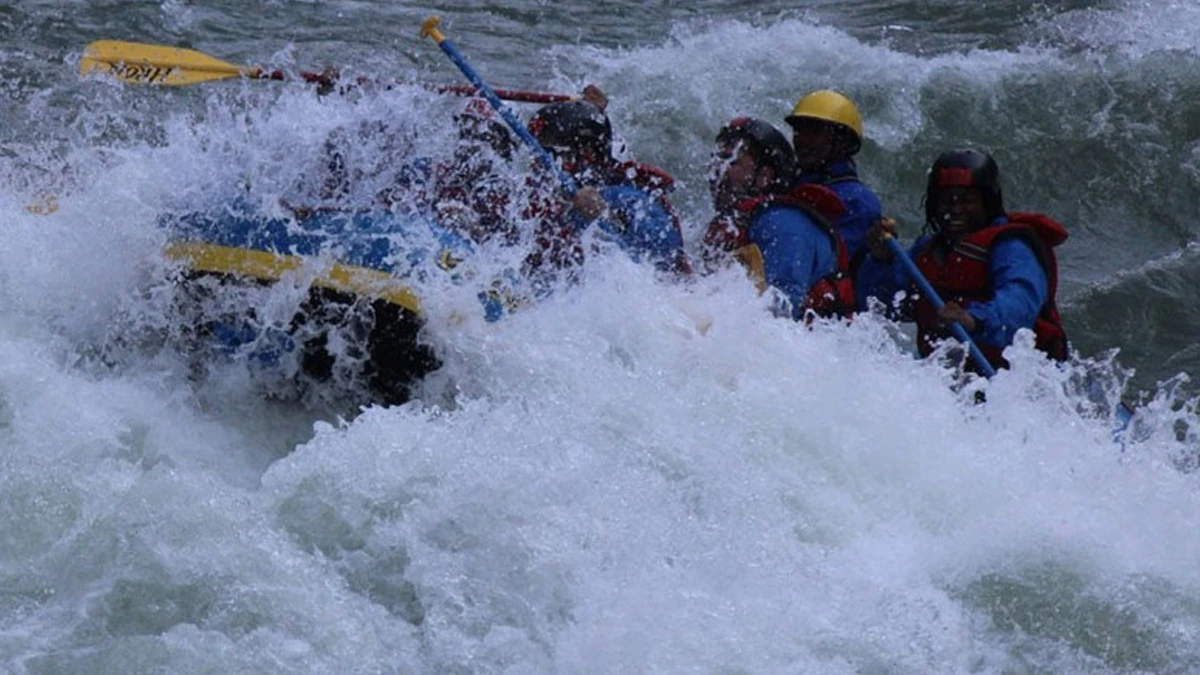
[
  {"left": 789, "top": 119, "right": 836, "bottom": 172},
  {"left": 709, "top": 139, "right": 761, "bottom": 212},
  {"left": 932, "top": 186, "right": 988, "bottom": 242}
]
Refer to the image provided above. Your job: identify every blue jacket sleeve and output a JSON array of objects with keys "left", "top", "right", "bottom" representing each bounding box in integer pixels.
[
  {"left": 854, "top": 236, "right": 931, "bottom": 316},
  {"left": 830, "top": 181, "right": 883, "bottom": 264},
  {"left": 749, "top": 206, "right": 836, "bottom": 319},
  {"left": 965, "top": 237, "right": 1048, "bottom": 348},
  {"left": 588, "top": 185, "right": 684, "bottom": 271}
]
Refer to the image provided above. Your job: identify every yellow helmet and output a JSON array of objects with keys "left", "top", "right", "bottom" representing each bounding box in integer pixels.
[{"left": 785, "top": 90, "right": 863, "bottom": 149}]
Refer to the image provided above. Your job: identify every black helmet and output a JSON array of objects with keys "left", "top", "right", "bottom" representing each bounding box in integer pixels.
[
  {"left": 716, "top": 117, "right": 797, "bottom": 188},
  {"left": 925, "top": 148, "right": 1004, "bottom": 228},
  {"left": 528, "top": 101, "right": 613, "bottom": 159}
]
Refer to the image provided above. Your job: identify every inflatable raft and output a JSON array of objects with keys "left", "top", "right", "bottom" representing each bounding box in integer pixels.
[{"left": 159, "top": 204, "right": 474, "bottom": 405}]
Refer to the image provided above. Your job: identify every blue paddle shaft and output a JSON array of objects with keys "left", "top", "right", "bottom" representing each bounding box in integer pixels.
[
  {"left": 886, "top": 237, "right": 997, "bottom": 378},
  {"left": 430, "top": 36, "right": 577, "bottom": 197}
]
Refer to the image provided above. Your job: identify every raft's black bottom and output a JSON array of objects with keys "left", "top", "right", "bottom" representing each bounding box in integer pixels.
[{"left": 176, "top": 272, "right": 440, "bottom": 406}]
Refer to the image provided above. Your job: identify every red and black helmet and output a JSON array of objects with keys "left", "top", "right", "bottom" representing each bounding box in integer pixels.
[
  {"left": 924, "top": 148, "right": 1004, "bottom": 227},
  {"left": 716, "top": 117, "right": 797, "bottom": 189},
  {"left": 528, "top": 101, "right": 613, "bottom": 159}
]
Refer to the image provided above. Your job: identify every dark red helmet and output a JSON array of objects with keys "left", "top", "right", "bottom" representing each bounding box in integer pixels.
[
  {"left": 925, "top": 148, "right": 1004, "bottom": 227},
  {"left": 716, "top": 117, "right": 797, "bottom": 189},
  {"left": 528, "top": 101, "right": 613, "bottom": 159}
]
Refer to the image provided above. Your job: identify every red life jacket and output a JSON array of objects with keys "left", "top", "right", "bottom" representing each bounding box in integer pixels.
[
  {"left": 701, "top": 184, "right": 856, "bottom": 319},
  {"left": 912, "top": 212, "right": 1069, "bottom": 368},
  {"left": 524, "top": 160, "right": 693, "bottom": 277},
  {"left": 614, "top": 160, "right": 675, "bottom": 195},
  {"left": 614, "top": 161, "right": 692, "bottom": 276},
  {"left": 521, "top": 160, "right": 673, "bottom": 223}
]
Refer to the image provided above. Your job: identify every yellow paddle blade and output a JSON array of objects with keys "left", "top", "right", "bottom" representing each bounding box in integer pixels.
[{"left": 79, "top": 40, "right": 263, "bottom": 86}]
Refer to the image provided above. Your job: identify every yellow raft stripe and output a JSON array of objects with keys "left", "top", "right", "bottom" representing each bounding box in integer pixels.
[{"left": 164, "top": 242, "right": 422, "bottom": 315}]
